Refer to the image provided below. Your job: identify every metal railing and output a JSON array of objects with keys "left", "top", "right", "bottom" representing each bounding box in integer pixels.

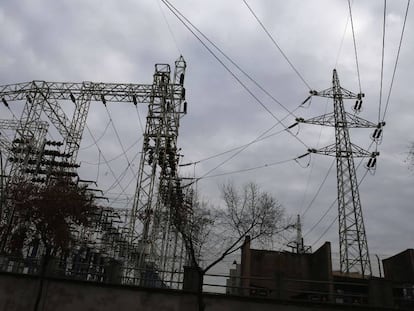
[
  {"left": 0, "top": 255, "right": 184, "bottom": 290},
  {"left": 203, "top": 271, "right": 414, "bottom": 308},
  {"left": 1, "top": 255, "right": 413, "bottom": 309}
]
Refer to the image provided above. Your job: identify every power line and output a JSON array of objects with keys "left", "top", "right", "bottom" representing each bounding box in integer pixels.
[
  {"left": 84, "top": 124, "right": 128, "bottom": 194},
  {"left": 82, "top": 137, "right": 142, "bottom": 166},
  {"left": 311, "top": 214, "right": 337, "bottom": 247},
  {"left": 160, "top": 0, "right": 307, "bottom": 149},
  {"left": 378, "top": 0, "right": 387, "bottom": 123},
  {"left": 297, "top": 97, "right": 330, "bottom": 215},
  {"left": 107, "top": 169, "right": 140, "bottom": 205},
  {"left": 303, "top": 137, "right": 375, "bottom": 238},
  {"left": 80, "top": 120, "right": 111, "bottom": 150},
  {"left": 201, "top": 157, "right": 297, "bottom": 180},
  {"left": 304, "top": 197, "right": 336, "bottom": 238},
  {"left": 157, "top": 0, "right": 182, "bottom": 55},
  {"left": 160, "top": 0, "right": 314, "bottom": 185},
  {"left": 104, "top": 105, "right": 135, "bottom": 173},
  {"left": 347, "top": 0, "right": 362, "bottom": 93},
  {"left": 301, "top": 158, "right": 335, "bottom": 218},
  {"left": 184, "top": 104, "right": 303, "bottom": 166},
  {"left": 103, "top": 147, "right": 141, "bottom": 194},
  {"left": 135, "top": 105, "right": 145, "bottom": 134},
  {"left": 382, "top": 0, "right": 411, "bottom": 122},
  {"left": 162, "top": 0, "right": 296, "bottom": 119},
  {"left": 197, "top": 123, "right": 282, "bottom": 179},
  {"left": 185, "top": 127, "right": 286, "bottom": 165},
  {"left": 335, "top": 1, "right": 352, "bottom": 68},
  {"left": 311, "top": 168, "right": 370, "bottom": 247},
  {"left": 195, "top": 108, "right": 304, "bottom": 181},
  {"left": 242, "top": 0, "right": 312, "bottom": 90}
]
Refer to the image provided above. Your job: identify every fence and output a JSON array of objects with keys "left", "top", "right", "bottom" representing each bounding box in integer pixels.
[
  {"left": 0, "top": 255, "right": 413, "bottom": 309},
  {"left": 201, "top": 271, "right": 414, "bottom": 309},
  {"left": 0, "top": 255, "right": 184, "bottom": 289}
]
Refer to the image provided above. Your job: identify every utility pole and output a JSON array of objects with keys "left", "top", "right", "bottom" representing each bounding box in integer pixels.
[{"left": 297, "top": 69, "right": 383, "bottom": 277}]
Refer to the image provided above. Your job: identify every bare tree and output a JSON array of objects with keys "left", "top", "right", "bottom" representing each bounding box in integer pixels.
[{"left": 172, "top": 181, "right": 289, "bottom": 311}]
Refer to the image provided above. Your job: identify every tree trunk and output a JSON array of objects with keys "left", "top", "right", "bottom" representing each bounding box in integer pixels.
[
  {"left": 197, "top": 271, "right": 204, "bottom": 311},
  {"left": 33, "top": 248, "right": 50, "bottom": 311}
]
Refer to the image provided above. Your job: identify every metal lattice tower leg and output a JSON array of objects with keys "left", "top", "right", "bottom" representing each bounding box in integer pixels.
[{"left": 297, "top": 69, "right": 382, "bottom": 277}]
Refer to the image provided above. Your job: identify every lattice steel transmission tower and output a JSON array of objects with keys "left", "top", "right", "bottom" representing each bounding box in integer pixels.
[
  {"left": 130, "top": 56, "right": 187, "bottom": 277},
  {"left": 297, "top": 69, "right": 382, "bottom": 277}
]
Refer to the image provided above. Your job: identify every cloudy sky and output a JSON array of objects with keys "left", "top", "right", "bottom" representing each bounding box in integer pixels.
[{"left": 1, "top": 0, "right": 413, "bottom": 269}]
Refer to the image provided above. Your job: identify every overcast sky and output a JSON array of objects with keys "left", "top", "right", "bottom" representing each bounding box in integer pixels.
[{"left": 1, "top": 0, "right": 413, "bottom": 267}]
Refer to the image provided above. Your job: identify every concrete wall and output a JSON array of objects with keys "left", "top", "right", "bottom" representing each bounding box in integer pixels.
[
  {"left": 0, "top": 272, "right": 195, "bottom": 311},
  {"left": 0, "top": 272, "right": 398, "bottom": 311},
  {"left": 240, "top": 238, "right": 333, "bottom": 300},
  {"left": 383, "top": 249, "right": 414, "bottom": 283}
]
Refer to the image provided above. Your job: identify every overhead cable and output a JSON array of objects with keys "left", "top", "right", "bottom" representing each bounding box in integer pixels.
[
  {"left": 301, "top": 158, "right": 335, "bottom": 218},
  {"left": 160, "top": 0, "right": 307, "bottom": 149},
  {"left": 104, "top": 148, "right": 141, "bottom": 193},
  {"left": 311, "top": 168, "right": 370, "bottom": 246},
  {"left": 104, "top": 106, "right": 135, "bottom": 172},
  {"left": 184, "top": 104, "right": 303, "bottom": 167},
  {"left": 201, "top": 157, "right": 296, "bottom": 179},
  {"left": 347, "top": 0, "right": 362, "bottom": 93},
  {"left": 335, "top": 1, "right": 352, "bottom": 68},
  {"left": 157, "top": 0, "right": 182, "bottom": 55},
  {"left": 82, "top": 138, "right": 142, "bottom": 166},
  {"left": 80, "top": 120, "right": 111, "bottom": 150},
  {"left": 242, "top": 0, "right": 312, "bottom": 90},
  {"left": 84, "top": 124, "right": 128, "bottom": 195},
  {"left": 162, "top": 0, "right": 296, "bottom": 118},
  {"left": 382, "top": 0, "right": 410, "bottom": 122},
  {"left": 304, "top": 139, "right": 375, "bottom": 238},
  {"left": 378, "top": 0, "right": 387, "bottom": 123}
]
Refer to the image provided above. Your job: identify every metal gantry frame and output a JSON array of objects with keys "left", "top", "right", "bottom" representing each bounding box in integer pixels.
[
  {"left": 297, "top": 69, "right": 381, "bottom": 277},
  {"left": 0, "top": 56, "right": 190, "bottom": 287},
  {"left": 130, "top": 57, "right": 187, "bottom": 284}
]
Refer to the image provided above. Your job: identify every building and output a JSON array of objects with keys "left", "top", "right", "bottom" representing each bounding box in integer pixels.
[
  {"left": 382, "top": 249, "right": 414, "bottom": 309},
  {"left": 238, "top": 236, "right": 333, "bottom": 301},
  {"left": 227, "top": 236, "right": 413, "bottom": 309}
]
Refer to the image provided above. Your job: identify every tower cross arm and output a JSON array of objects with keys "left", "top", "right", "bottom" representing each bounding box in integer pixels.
[
  {"left": 310, "top": 87, "right": 363, "bottom": 99},
  {"left": 308, "top": 143, "right": 376, "bottom": 158},
  {"left": 297, "top": 112, "right": 377, "bottom": 128}
]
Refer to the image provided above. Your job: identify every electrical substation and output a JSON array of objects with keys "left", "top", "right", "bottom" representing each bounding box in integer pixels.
[
  {"left": 0, "top": 56, "right": 193, "bottom": 287},
  {"left": 0, "top": 2, "right": 413, "bottom": 308},
  {"left": 0, "top": 58, "right": 385, "bottom": 285}
]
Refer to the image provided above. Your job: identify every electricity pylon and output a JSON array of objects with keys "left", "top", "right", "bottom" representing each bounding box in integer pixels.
[
  {"left": 297, "top": 69, "right": 382, "bottom": 277},
  {"left": 131, "top": 56, "right": 187, "bottom": 279}
]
